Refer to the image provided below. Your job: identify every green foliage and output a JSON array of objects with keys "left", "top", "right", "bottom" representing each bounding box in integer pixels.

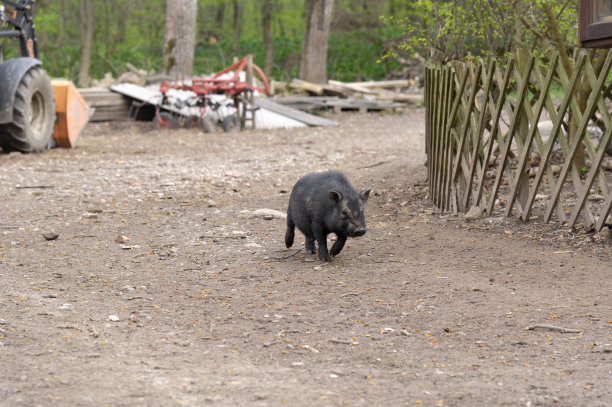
[
  {"left": 195, "top": 27, "right": 404, "bottom": 81},
  {"left": 327, "top": 28, "right": 405, "bottom": 81},
  {"left": 0, "top": 0, "right": 407, "bottom": 83},
  {"left": 382, "top": 0, "right": 519, "bottom": 61},
  {"left": 27, "top": 0, "right": 166, "bottom": 80},
  {"left": 523, "top": 1, "right": 578, "bottom": 58},
  {"left": 383, "top": 0, "right": 579, "bottom": 63}
]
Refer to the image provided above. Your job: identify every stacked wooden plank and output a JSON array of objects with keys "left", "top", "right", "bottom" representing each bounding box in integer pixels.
[
  {"left": 78, "top": 87, "right": 131, "bottom": 122},
  {"left": 270, "top": 96, "right": 405, "bottom": 113},
  {"left": 272, "top": 78, "right": 423, "bottom": 112},
  {"left": 254, "top": 97, "right": 338, "bottom": 127}
]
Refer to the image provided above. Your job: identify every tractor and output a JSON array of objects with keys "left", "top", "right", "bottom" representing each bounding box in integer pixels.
[
  {"left": 0, "top": 0, "right": 89, "bottom": 153},
  {"left": 0, "top": 0, "right": 56, "bottom": 152}
]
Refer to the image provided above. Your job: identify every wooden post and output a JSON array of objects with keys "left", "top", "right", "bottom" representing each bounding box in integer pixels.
[{"left": 241, "top": 55, "right": 255, "bottom": 130}]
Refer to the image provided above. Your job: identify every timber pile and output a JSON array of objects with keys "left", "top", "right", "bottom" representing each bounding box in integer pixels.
[
  {"left": 272, "top": 78, "right": 423, "bottom": 112},
  {"left": 270, "top": 96, "right": 406, "bottom": 113},
  {"left": 78, "top": 75, "right": 423, "bottom": 122},
  {"left": 79, "top": 87, "right": 131, "bottom": 122}
]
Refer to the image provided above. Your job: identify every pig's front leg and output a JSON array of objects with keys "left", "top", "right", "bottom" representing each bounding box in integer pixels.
[
  {"left": 330, "top": 234, "right": 347, "bottom": 257},
  {"left": 312, "top": 224, "right": 331, "bottom": 262}
]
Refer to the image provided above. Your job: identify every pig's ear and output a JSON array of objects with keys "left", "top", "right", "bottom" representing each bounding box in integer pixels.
[
  {"left": 360, "top": 189, "right": 371, "bottom": 202},
  {"left": 328, "top": 190, "right": 342, "bottom": 206}
]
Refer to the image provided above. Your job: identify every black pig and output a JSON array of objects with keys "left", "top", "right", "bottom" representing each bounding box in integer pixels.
[{"left": 285, "top": 170, "right": 371, "bottom": 262}]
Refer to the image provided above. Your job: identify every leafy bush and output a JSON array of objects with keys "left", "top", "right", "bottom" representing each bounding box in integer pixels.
[{"left": 195, "top": 28, "right": 404, "bottom": 82}]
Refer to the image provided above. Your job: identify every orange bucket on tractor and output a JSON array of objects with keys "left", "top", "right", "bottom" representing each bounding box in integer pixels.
[{"left": 51, "top": 80, "right": 91, "bottom": 148}]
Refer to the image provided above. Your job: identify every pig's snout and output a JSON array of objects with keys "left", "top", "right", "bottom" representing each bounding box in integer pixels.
[{"left": 352, "top": 227, "right": 366, "bottom": 237}]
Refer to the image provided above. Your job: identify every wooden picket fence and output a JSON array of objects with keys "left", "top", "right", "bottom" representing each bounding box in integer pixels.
[{"left": 425, "top": 50, "right": 612, "bottom": 231}]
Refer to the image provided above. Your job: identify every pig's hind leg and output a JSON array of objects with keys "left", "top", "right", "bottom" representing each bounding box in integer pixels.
[
  {"left": 330, "top": 234, "right": 347, "bottom": 257},
  {"left": 285, "top": 217, "right": 295, "bottom": 248}
]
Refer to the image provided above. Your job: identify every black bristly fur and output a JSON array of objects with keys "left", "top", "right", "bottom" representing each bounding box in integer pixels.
[{"left": 285, "top": 170, "right": 370, "bottom": 262}]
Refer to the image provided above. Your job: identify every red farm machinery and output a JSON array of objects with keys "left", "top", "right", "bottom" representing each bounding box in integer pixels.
[{"left": 153, "top": 55, "right": 270, "bottom": 132}]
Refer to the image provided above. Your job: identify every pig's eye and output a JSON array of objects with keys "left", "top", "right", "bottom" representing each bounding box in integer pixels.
[{"left": 341, "top": 210, "right": 349, "bottom": 218}]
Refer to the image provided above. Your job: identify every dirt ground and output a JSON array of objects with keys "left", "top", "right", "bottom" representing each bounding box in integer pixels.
[{"left": 1, "top": 110, "right": 610, "bottom": 407}]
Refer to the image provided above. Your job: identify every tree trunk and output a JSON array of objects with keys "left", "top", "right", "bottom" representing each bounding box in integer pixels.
[
  {"left": 542, "top": 3, "right": 586, "bottom": 169},
  {"left": 215, "top": 3, "right": 226, "bottom": 30},
  {"left": 514, "top": 0, "right": 523, "bottom": 51},
  {"left": 162, "top": 0, "right": 197, "bottom": 78},
  {"left": 300, "top": 0, "right": 334, "bottom": 84},
  {"left": 78, "top": 0, "right": 94, "bottom": 87},
  {"left": 102, "top": 1, "right": 131, "bottom": 74},
  {"left": 262, "top": 0, "right": 274, "bottom": 78},
  {"left": 232, "top": 0, "right": 243, "bottom": 57}
]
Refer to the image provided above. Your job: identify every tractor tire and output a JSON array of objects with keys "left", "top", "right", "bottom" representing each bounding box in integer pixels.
[
  {"left": 201, "top": 115, "right": 217, "bottom": 133},
  {"left": 221, "top": 114, "right": 240, "bottom": 133},
  {"left": 0, "top": 67, "right": 55, "bottom": 153}
]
